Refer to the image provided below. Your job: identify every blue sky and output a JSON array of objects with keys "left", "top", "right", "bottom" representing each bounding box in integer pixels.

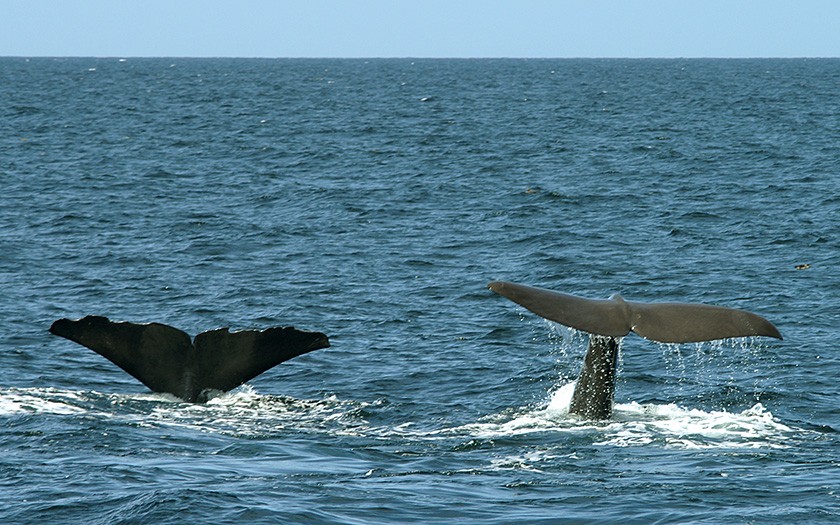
[{"left": 3, "top": 0, "right": 839, "bottom": 58}]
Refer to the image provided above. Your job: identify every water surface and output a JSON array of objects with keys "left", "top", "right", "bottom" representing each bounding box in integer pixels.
[{"left": 2, "top": 58, "right": 838, "bottom": 523}]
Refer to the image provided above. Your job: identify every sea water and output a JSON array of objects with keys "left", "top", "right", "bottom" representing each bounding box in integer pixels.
[{"left": 1, "top": 58, "right": 839, "bottom": 523}]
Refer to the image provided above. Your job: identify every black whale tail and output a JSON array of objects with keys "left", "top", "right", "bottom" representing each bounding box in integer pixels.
[{"left": 49, "top": 316, "right": 330, "bottom": 402}]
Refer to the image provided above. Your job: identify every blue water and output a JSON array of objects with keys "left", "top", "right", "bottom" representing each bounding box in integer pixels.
[{"left": 2, "top": 58, "right": 839, "bottom": 523}]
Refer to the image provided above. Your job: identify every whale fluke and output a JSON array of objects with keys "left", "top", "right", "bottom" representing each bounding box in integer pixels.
[
  {"left": 489, "top": 280, "right": 783, "bottom": 419},
  {"left": 488, "top": 281, "right": 782, "bottom": 343},
  {"left": 49, "top": 316, "right": 330, "bottom": 402}
]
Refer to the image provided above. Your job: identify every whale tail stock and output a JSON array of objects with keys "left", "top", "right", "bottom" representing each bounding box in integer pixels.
[
  {"left": 487, "top": 281, "right": 782, "bottom": 343},
  {"left": 488, "top": 280, "right": 782, "bottom": 419},
  {"left": 49, "top": 316, "right": 330, "bottom": 402}
]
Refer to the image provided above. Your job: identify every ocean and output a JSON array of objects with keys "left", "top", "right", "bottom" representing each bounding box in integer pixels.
[{"left": 1, "top": 57, "right": 838, "bottom": 523}]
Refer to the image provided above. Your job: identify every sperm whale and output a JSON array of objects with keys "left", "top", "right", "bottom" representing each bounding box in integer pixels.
[
  {"left": 49, "top": 315, "right": 330, "bottom": 403},
  {"left": 488, "top": 281, "right": 782, "bottom": 419}
]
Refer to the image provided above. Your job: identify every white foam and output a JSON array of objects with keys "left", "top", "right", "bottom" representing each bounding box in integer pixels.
[
  {"left": 446, "top": 382, "right": 794, "bottom": 449},
  {"left": 0, "top": 386, "right": 375, "bottom": 438},
  {"left": 139, "top": 385, "right": 373, "bottom": 437},
  {"left": 601, "top": 400, "right": 792, "bottom": 449},
  {"left": 0, "top": 384, "right": 795, "bottom": 450},
  {"left": 0, "top": 388, "right": 87, "bottom": 416}
]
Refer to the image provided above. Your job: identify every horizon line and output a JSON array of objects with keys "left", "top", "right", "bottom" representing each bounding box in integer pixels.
[{"left": 4, "top": 55, "right": 839, "bottom": 60}]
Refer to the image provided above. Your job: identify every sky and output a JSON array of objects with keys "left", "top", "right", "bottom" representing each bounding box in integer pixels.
[{"left": 2, "top": 0, "right": 840, "bottom": 58}]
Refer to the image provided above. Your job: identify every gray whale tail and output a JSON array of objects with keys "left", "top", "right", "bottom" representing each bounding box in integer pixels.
[
  {"left": 488, "top": 281, "right": 782, "bottom": 343},
  {"left": 488, "top": 281, "right": 782, "bottom": 419},
  {"left": 49, "top": 315, "right": 330, "bottom": 403}
]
